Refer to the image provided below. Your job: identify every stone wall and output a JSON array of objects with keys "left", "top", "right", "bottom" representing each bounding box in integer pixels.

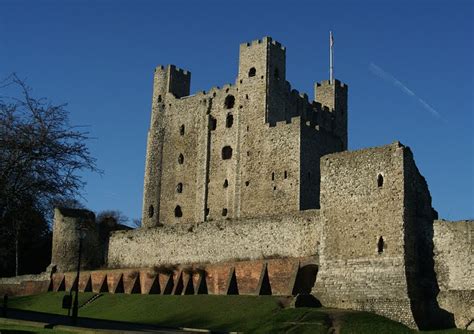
[
  {"left": 313, "top": 142, "right": 418, "bottom": 328},
  {"left": 434, "top": 220, "right": 474, "bottom": 329},
  {"left": 51, "top": 208, "right": 102, "bottom": 273},
  {"left": 107, "top": 210, "right": 320, "bottom": 268},
  {"left": 0, "top": 271, "right": 51, "bottom": 297},
  {"left": 49, "top": 257, "right": 312, "bottom": 296}
]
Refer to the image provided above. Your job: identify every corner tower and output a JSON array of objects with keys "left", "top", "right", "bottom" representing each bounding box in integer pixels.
[
  {"left": 142, "top": 65, "right": 191, "bottom": 228},
  {"left": 238, "top": 36, "right": 287, "bottom": 124},
  {"left": 315, "top": 79, "right": 348, "bottom": 150}
]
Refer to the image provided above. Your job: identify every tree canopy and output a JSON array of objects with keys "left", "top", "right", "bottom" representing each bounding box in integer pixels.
[{"left": 0, "top": 74, "right": 100, "bottom": 276}]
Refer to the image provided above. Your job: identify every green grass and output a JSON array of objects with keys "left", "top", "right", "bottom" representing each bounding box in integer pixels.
[
  {"left": 7, "top": 293, "right": 470, "bottom": 333},
  {"left": 0, "top": 324, "right": 70, "bottom": 334}
]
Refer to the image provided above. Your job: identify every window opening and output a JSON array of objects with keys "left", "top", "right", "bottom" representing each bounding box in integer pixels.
[
  {"left": 176, "top": 183, "right": 183, "bottom": 193},
  {"left": 178, "top": 154, "right": 184, "bottom": 164},
  {"left": 248, "top": 67, "right": 256, "bottom": 77},
  {"left": 224, "top": 95, "right": 235, "bottom": 109},
  {"left": 175, "top": 205, "right": 183, "bottom": 218},
  {"left": 378, "top": 236, "right": 384, "bottom": 254},
  {"left": 148, "top": 205, "right": 154, "bottom": 218},
  {"left": 226, "top": 113, "right": 234, "bottom": 128},
  {"left": 223, "top": 179, "right": 229, "bottom": 188},
  {"left": 377, "top": 174, "right": 384, "bottom": 187},
  {"left": 180, "top": 124, "right": 185, "bottom": 136},
  {"left": 284, "top": 171, "right": 288, "bottom": 179},
  {"left": 222, "top": 146, "right": 233, "bottom": 160},
  {"left": 271, "top": 172, "right": 275, "bottom": 181},
  {"left": 222, "top": 208, "right": 228, "bottom": 216},
  {"left": 210, "top": 116, "right": 217, "bottom": 130}
]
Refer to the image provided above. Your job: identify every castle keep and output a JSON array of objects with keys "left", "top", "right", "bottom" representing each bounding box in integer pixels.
[
  {"left": 142, "top": 37, "right": 347, "bottom": 227},
  {"left": 1, "top": 37, "right": 471, "bottom": 331}
]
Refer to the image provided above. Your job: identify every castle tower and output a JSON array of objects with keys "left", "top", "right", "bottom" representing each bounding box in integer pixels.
[
  {"left": 51, "top": 208, "right": 100, "bottom": 272},
  {"left": 142, "top": 65, "right": 191, "bottom": 228},
  {"left": 237, "top": 36, "right": 287, "bottom": 124},
  {"left": 315, "top": 80, "right": 348, "bottom": 150}
]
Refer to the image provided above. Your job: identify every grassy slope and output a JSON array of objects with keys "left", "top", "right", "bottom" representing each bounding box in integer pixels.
[{"left": 8, "top": 293, "right": 469, "bottom": 334}]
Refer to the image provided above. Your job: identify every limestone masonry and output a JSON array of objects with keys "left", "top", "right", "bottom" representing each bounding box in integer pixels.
[{"left": 1, "top": 36, "right": 471, "bottom": 331}]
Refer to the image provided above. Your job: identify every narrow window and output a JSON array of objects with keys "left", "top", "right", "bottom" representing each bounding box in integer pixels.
[
  {"left": 247, "top": 151, "right": 250, "bottom": 156},
  {"left": 284, "top": 171, "right": 288, "bottom": 179},
  {"left": 222, "top": 208, "right": 228, "bottom": 216},
  {"left": 175, "top": 205, "right": 183, "bottom": 218},
  {"left": 223, "top": 179, "right": 229, "bottom": 188},
  {"left": 180, "top": 124, "right": 185, "bottom": 136},
  {"left": 245, "top": 181, "right": 250, "bottom": 187},
  {"left": 377, "top": 236, "right": 384, "bottom": 254},
  {"left": 377, "top": 174, "right": 384, "bottom": 187},
  {"left": 224, "top": 95, "right": 235, "bottom": 109},
  {"left": 157, "top": 95, "right": 162, "bottom": 102},
  {"left": 210, "top": 116, "right": 217, "bottom": 130},
  {"left": 148, "top": 205, "right": 154, "bottom": 218},
  {"left": 222, "top": 146, "right": 233, "bottom": 160},
  {"left": 274, "top": 68, "right": 280, "bottom": 79},
  {"left": 248, "top": 67, "right": 256, "bottom": 77},
  {"left": 226, "top": 113, "right": 234, "bottom": 128},
  {"left": 176, "top": 183, "right": 183, "bottom": 193},
  {"left": 271, "top": 172, "right": 275, "bottom": 181},
  {"left": 178, "top": 154, "right": 184, "bottom": 164}
]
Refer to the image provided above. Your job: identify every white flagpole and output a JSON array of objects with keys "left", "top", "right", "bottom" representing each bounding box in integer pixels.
[{"left": 330, "top": 31, "right": 334, "bottom": 84}]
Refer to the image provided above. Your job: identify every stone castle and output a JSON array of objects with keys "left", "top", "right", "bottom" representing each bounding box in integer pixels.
[{"left": 1, "top": 36, "right": 472, "bottom": 331}]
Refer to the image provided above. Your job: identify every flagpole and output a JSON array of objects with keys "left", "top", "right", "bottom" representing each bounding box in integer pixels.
[{"left": 329, "top": 31, "right": 334, "bottom": 84}]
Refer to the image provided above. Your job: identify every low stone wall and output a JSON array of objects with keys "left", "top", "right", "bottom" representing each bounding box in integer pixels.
[
  {"left": 0, "top": 272, "right": 51, "bottom": 297},
  {"left": 49, "top": 257, "right": 315, "bottom": 296},
  {"left": 107, "top": 211, "right": 321, "bottom": 268}
]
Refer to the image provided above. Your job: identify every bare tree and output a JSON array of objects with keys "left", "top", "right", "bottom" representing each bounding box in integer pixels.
[
  {"left": 131, "top": 218, "right": 141, "bottom": 228},
  {"left": 0, "top": 74, "right": 101, "bottom": 276},
  {"left": 96, "top": 210, "right": 129, "bottom": 227}
]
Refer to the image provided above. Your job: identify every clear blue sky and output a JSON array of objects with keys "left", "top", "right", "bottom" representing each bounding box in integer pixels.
[{"left": 1, "top": 0, "right": 473, "bottom": 222}]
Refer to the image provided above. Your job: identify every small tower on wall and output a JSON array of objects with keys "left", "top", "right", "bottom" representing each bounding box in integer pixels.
[
  {"left": 315, "top": 80, "right": 348, "bottom": 150},
  {"left": 142, "top": 65, "right": 191, "bottom": 228}
]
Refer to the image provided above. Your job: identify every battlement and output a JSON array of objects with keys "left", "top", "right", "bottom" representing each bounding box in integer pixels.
[
  {"left": 316, "top": 79, "right": 347, "bottom": 89},
  {"left": 154, "top": 64, "right": 190, "bottom": 77},
  {"left": 240, "top": 36, "right": 286, "bottom": 51}
]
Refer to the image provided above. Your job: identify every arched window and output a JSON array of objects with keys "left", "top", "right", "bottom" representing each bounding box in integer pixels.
[
  {"left": 248, "top": 67, "right": 256, "bottom": 77},
  {"left": 222, "top": 146, "right": 233, "bottom": 160},
  {"left": 175, "top": 205, "right": 183, "bottom": 218},
  {"left": 284, "top": 171, "right": 288, "bottom": 179},
  {"left": 271, "top": 172, "right": 275, "bottom": 181},
  {"left": 223, "top": 179, "right": 229, "bottom": 188},
  {"left": 178, "top": 154, "right": 184, "bottom": 164},
  {"left": 226, "top": 113, "right": 234, "bottom": 128},
  {"left": 222, "top": 208, "right": 228, "bottom": 216},
  {"left": 176, "top": 183, "right": 183, "bottom": 193},
  {"left": 377, "top": 236, "right": 384, "bottom": 254},
  {"left": 224, "top": 95, "right": 235, "bottom": 109},
  {"left": 180, "top": 124, "right": 185, "bottom": 136},
  {"left": 377, "top": 174, "right": 384, "bottom": 187},
  {"left": 148, "top": 205, "right": 154, "bottom": 218}
]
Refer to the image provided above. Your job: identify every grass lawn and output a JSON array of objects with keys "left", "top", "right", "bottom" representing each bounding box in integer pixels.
[
  {"left": 7, "top": 293, "right": 470, "bottom": 333},
  {"left": 0, "top": 323, "right": 70, "bottom": 334}
]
